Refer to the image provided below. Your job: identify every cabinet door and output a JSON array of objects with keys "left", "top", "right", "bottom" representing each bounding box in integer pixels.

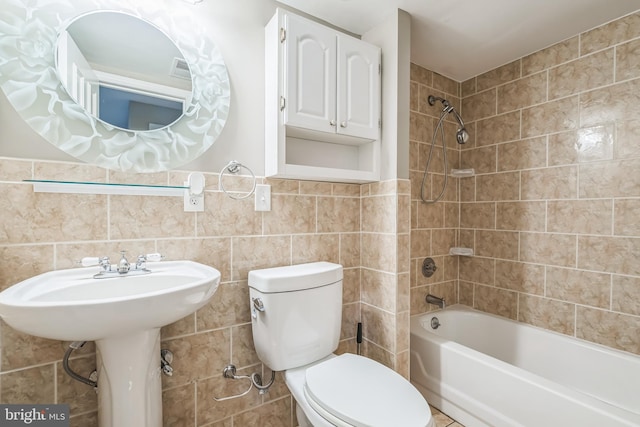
[
  {"left": 283, "top": 13, "right": 336, "bottom": 134},
  {"left": 337, "top": 36, "right": 380, "bottom": 140}
]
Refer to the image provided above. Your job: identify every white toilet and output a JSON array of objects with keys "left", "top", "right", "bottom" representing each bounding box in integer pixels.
[{"left": 248, "top": 262, "right": 434, "bottom": 427}]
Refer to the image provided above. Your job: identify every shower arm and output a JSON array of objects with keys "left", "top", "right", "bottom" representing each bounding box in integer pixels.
[{"left": 428, "top": 95, "right": 465, "bottom": 128}]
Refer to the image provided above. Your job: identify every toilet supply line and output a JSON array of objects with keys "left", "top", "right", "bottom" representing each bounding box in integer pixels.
[{"left": 213, "top": 364, "right": 275, "bottom": 401}]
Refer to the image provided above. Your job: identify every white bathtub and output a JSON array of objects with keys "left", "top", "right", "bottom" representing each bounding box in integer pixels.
[{"left": 410, "top": 305, "right": 640, "bottom": 427}]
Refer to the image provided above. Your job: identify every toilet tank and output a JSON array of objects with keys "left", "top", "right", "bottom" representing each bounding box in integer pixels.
[{"left": 248, "top": 262, "right": 343, "bottom": 371}]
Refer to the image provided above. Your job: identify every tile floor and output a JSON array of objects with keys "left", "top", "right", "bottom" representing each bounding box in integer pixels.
[{"left": 430, "top": 405, "right": 464, "bottom": 427}]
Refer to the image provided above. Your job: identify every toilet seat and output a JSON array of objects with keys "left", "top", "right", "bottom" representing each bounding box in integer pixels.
[{"left": 302, "top": 353, "right": 432, "bottom": 427}]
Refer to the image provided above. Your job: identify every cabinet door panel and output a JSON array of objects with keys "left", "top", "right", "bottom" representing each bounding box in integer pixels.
[
  {"left": 337, "top": 36, "right": 380, "bottom": 140},
  {"left": 284, "top": 14, "right": 336, "bottom": 133}
]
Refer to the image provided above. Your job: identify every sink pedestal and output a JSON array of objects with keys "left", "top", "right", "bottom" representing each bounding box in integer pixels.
[{"left": 96, "top": 329, "right": 163, "bottom": 427}]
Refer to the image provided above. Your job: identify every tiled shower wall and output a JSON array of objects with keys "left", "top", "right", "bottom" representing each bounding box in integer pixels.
[
  {"left": 456, "top": 12, "right": 640, "bottom": 355},
  {"left": 409, "top": 65, "right": 462, "bottom": 315},
  {"left": 0, "top": 158, "right": 382, "bottom": 426}
]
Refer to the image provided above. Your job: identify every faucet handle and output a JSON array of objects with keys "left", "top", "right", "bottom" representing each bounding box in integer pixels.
[
  {"left": 135, "top": 253, "right": 164, "bottom": 269},
  {"left": 80, "top": 256, "right": 110, "bottom": 267},
  {"left": 144, "top": 253, "right": 164, "bottom": 262}
]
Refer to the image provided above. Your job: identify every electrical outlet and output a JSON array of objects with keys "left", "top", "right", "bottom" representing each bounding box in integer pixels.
[
  {"left": 184, "top": 188, "right": 204, "bottom": 212},
  {"left": 254, "top": 184, "right": 271, "bottom": 211}
]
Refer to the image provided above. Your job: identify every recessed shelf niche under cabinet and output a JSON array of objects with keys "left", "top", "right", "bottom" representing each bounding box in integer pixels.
[{"left": 265, "top": 8, "right": 381, "bottom": 183}]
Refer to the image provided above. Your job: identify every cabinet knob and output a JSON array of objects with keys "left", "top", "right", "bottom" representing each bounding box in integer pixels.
[
  {"left": 340, "top": 121, "right": 347, "bottom": 128},
  {"left": 329, "top": 120, "right": 336, "bottom": 126}
]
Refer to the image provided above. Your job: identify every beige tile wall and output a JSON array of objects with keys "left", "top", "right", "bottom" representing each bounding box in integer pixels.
[
  {"left": 0, "top": 159, "right": 376, "bottom": 426},
  {"left": 409, "top": 64, "right": 461, "bottom": 316},
  {"left": 456, "top": 11, "right": 640, "bottom": 355},
  {"left": 359, "top": 180, "right": 411, "bottom": 378}
]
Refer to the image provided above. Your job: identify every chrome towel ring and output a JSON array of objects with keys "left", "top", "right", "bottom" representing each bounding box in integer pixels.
[{"left": 218, "top": 160, "right": 257, "bottom": 200}]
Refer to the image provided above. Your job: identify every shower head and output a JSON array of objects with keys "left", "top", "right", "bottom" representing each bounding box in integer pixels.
[
  {"left": 428, "top": 94, "right": 469, "bottom": 144},
  {"left": 456, "top": 128, "right": 469, "bottom": 144},
  {"left": 450, "top": 108, "right": 468, "bottom": 144}
]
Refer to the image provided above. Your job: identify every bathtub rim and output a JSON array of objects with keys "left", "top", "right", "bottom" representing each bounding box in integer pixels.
[{"left": 411, "top": 304, "right": 640, "bottom": 361}]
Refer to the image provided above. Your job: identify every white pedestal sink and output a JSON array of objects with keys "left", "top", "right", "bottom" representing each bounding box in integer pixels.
[{"left": 0, "top": 260, "right": 221, "bottom": 427}]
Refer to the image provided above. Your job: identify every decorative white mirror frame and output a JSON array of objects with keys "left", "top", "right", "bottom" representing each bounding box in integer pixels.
[{"left": 0, "top": 0, "right": 230, "bottom": 173}]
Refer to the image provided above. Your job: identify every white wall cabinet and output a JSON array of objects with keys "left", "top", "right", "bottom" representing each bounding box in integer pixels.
[{"left": 266, "top": 9, "right": 381, "bottom": 183}]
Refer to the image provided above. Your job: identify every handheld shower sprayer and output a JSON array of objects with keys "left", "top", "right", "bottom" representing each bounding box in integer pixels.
[
  {"left": 427, "top": 95, "right": 468, "bottom": 144},
  {"left": 421, "top": 94, "right": 471, "bottom": 204}
]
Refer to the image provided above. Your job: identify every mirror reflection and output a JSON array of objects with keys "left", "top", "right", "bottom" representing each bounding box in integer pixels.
[{"left": 56, "top": 11, "right": 193, "bottom": 132}]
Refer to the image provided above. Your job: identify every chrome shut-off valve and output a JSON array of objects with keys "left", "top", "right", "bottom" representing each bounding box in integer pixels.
[{"left": 160, "top": 349, "right": 173, "bottom": 377}]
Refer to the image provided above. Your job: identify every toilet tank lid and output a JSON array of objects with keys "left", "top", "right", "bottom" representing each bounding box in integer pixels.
[{"left": 248, "top": 262, "right": 343, "bottom": 293}]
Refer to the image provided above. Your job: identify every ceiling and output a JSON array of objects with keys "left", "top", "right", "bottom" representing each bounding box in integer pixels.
[{"left": 276, "top": 0, "right": 640, "bottom": 82}]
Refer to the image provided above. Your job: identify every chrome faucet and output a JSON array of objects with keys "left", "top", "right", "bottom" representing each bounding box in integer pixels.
[
  {"left": 426, "top": 294, "right": 445, "bottom": 309},
  {"left": 81, "top": 252, "right": 163, "bottom": 279},
  {"left": 117, "top": 251, "right": 130, "bottom": 274}
]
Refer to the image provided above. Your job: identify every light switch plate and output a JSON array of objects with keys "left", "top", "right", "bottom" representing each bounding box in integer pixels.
[{"left": 254, "top": 184, "right": 271, "bottom": 211}]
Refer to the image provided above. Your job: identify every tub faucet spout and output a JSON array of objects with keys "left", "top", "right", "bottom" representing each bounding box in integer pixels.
[{"left": 426, "top": 294, "right": 445, "bottom": 309}]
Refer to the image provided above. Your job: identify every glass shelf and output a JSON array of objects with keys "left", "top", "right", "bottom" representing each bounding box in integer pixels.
[{"left": 24, "top": 180, "right": 187, "bottom": 197}]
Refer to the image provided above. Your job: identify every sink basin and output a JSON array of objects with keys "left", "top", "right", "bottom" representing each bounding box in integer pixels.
[{"left": 0, "top": 260, "right": 221, "bottom": 341}]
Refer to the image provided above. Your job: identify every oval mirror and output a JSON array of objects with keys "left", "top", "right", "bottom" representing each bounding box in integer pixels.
[
  {"left": 56, "top": 11, "right": 192, "bottom": 132},
  {"left": 0, "top": 2, "right": 230, "bottom": 173}
]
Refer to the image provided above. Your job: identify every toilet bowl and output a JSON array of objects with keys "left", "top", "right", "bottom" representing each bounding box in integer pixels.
[
  {"left": 248, "top": 262, "right": 434, "bottom": 427},
  {"left": 285, "top": 354, "right": 434, "bottom": 427}
]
